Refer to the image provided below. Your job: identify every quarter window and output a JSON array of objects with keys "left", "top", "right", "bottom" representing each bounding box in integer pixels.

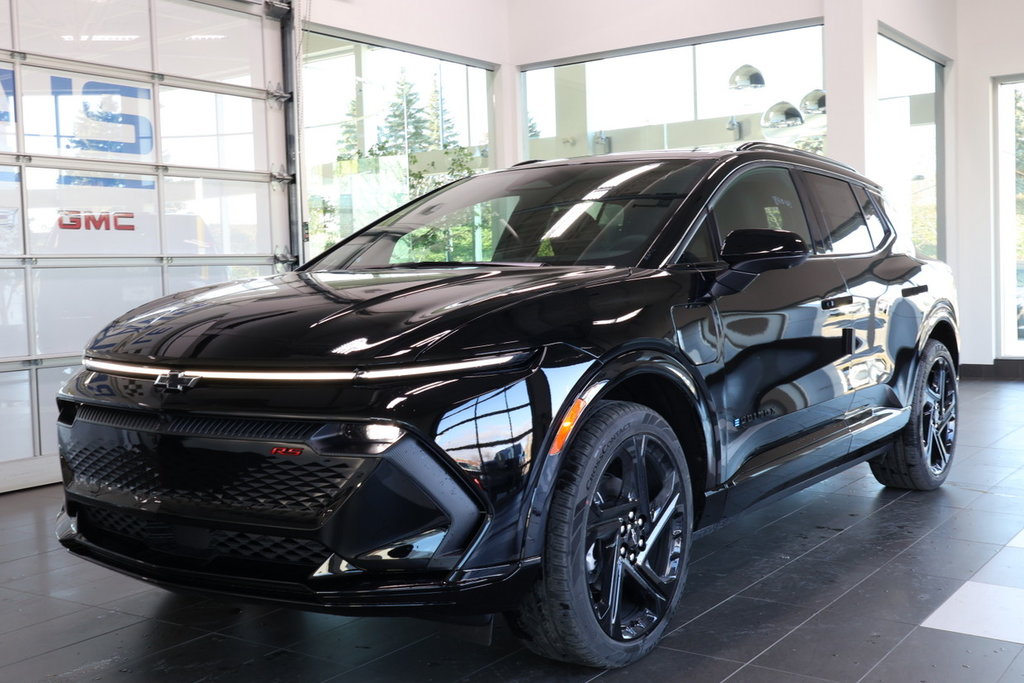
[
  {"left": 853, "top": 185, "right": 890, "bottom": 248},
  {"left": 711, "top": 167, "right": 812, "bottom": 248}
]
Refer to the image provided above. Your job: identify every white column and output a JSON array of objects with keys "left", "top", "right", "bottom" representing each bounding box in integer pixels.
[
  {"left": 823, "top": 0, "right": 879, "bottom": 176},
  {"left": 491, "top": 64, "right": 524, "bottom": 169}
]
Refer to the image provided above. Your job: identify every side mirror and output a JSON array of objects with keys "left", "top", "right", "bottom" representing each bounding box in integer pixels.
[{"left": 708, "top": 229, "right": 809, "bottom": 297}]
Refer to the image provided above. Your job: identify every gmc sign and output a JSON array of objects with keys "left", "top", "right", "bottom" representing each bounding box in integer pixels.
[{"left": 58, "top": 211, "right": 136, "bottom": 231}]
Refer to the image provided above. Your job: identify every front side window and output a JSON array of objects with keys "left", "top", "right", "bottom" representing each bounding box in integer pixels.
[
  {"left": 711, "top": 167, "right": 811, "bottom": 249},
  {"left": 310, "top": 159, "right": 712, "bottom": 270}
]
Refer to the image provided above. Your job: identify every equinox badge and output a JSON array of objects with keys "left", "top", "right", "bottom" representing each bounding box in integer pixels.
[{"left": 154, "top": 371, "right": 199, "bottom": 393}]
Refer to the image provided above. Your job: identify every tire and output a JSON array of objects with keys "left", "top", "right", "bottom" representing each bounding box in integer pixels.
[
  {"left": 870, "top": 339, "right": 958, "bottom": 490},
  {"left": 508, "top": 400, "right": 693, "bottom": 668}
]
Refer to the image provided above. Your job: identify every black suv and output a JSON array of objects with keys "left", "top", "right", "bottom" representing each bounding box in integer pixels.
[{"left": 55, "top": 143, "right": 959, "bottom": 668}]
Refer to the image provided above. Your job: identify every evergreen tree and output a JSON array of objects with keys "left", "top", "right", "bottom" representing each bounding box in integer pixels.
[
  {"left": 427, "top": 79, "right": 460, "bottom": 150},
  {"left": 375, "top": 72, "right": 432, "bottom": 155},
  {"left": 527, "top": 115, "right": 541, "bottom": 139},
  {"left": 336, "top": 98, "right": 363, "bottom": 160}
]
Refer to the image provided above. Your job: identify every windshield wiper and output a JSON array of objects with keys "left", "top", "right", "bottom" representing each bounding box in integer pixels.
[{"left": 363, "top": 261, "right": 549, "bottom": 269}]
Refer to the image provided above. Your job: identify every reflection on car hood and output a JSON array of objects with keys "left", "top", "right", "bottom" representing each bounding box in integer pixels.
[{"left": 85, "top": 266, "right": 631, "bottom": 367}]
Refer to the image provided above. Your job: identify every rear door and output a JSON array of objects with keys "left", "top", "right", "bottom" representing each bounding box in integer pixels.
[{"left": 799, "top": 171, "right": 922, "bottom": 451}]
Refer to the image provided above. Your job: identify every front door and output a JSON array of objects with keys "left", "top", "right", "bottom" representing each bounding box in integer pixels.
[{"left": 704, "top": 166, "right": 853, "bottom": 497}]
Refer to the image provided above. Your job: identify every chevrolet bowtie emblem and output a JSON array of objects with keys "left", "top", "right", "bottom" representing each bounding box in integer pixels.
[{"left": 153, "top": 371, "right": 199, "bottom": 393}]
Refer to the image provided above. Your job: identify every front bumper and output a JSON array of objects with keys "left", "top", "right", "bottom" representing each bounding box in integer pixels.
[
  {"left": 54, "top": 395, "right": 537, "bottom": 615},
  {"left": 55, "top": 507, "right": 540, "bottom": 616}
]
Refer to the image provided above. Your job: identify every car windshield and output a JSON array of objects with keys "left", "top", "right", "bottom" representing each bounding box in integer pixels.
[{"left": 308, "top": 159, "right": 712, "bottom": 270}]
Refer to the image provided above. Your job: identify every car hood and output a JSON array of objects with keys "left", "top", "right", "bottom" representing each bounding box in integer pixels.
[{"left": 85, "top": 266, "right": 642, "bottom": 368}]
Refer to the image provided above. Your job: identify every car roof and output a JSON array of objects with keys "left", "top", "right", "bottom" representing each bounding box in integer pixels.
[{"left": 507, "top": 142, "right": 881, "bottom": 191}]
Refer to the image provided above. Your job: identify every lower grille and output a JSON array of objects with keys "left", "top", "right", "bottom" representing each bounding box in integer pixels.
[
  {"left": 82, "top": 505, "right": 331, "bottom": 568},
  {"left": 61, "top": 425, "right": 367, "bottom": 523}
]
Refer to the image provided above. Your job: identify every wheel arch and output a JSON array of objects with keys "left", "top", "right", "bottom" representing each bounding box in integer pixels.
[
  {"left": 522, "top": 348, "right": 717, "bottom": 560},
  {"left": 927, "top": 317, "right": 960, "bottom": 370},
  {"left": 600, "top": 371, "right": 711, "bottom": 521}
]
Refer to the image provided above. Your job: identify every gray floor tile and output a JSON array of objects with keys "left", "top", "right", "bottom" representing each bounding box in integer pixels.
[
  {"left": 821, "top": 568, "right": 962, "bottom": 625},
  {"left": 0, "top": 619, "right": 205, "bottom": 682},
  {"left": 739, "top": 556, "right": 875, "bottom": 609},
  {"left": 117, "top": 633, "right": 344, "bottom": 683},
  {"left": 882, "top": 534, "right": 1003, "bottom": 581},
  {"left": 972, "top": 546, "right": 1024, "bottom": 589},
  {"left": 0, "top": 605, "right": 145, "bottom": 667},
  {"left": 863, "top": 628, "right": 1021, "bottom": 683},
  {"left": 595, "top": 646, "right": 741, "bottom": 682},
  {"left": 751, "top": 609, "right": 913, "bottom": 682},
  {"left": 660, "top": 596, "right": 814, "bottom": 662}
]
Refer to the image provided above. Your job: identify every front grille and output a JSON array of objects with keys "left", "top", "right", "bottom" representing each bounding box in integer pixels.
[
  {"left": 64, "top": 439, "right": 363, "bottom": 521},
  {"left": 166, "top": 415, "right": 320, "bottom": 441},
  {"left": 82, "top": 505, "right": 331, "bottom": 568},
  {"left": 75, "top": 404, "right": 323, "bottom": 441},
  {"left": 62, "top": 404, "right": 365, "bottom": 522},
  {"left": 76, "top": 404, "right": 161, "bottom": 432}
]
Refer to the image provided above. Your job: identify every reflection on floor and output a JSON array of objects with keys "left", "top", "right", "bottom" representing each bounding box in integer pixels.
[{"left": 1, "top": 378, "right": 1023, "bottom": 682}]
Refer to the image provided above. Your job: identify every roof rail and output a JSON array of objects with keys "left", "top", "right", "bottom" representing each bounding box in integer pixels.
[{"left": 735, "top": 141, "right": 857, "bottom": 172}]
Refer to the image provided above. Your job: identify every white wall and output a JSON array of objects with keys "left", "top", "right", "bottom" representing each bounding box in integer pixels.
[
  {"left": 950, "top": 0, "right": 1024, "bottom": 364},
  {"left": 303, "top": 0, "right": 511, "bottom": 65},
  {"left": 505, "top": 0, "right": 824, "bottom": 66}
]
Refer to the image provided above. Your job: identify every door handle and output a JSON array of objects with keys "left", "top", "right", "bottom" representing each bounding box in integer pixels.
[
  {"left": 901, "top": 284, "right": 929, "bottom": 297},
  {"left": 821, "top": 295, "right": 854, "bottom": 310}
]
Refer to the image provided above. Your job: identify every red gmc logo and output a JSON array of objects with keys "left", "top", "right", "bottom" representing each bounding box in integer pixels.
[{"left": 58, "top": 210, "right": 136, "bottom": 231}]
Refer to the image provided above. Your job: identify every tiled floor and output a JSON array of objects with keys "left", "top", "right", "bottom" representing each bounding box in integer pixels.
[{"left": 2, "top": 378, "right": 1023, "bottom": 682}]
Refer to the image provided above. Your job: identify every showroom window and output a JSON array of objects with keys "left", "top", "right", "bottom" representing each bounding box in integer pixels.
[
  {"left": 997, "top": 80, "right": 1024, "bottom": 358},
  {"left": 300, "top": 32, "right": 493, "bottom": 255},
  {"left": 523, "top": 26, "right": 825, "bottom": 160},
  {"left": 875, "top": 35, "right": 943, "bottom": 260},
  {"left": 0, "top": 0, "right": 287, "bottom": 479}
]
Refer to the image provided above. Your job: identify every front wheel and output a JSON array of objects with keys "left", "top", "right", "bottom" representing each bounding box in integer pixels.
[
  {"left": 508, "top": 401, "right": 692, "bottom": 668},
  {"left": 870, "top": 339, "right": 958, "bottom": 490}
]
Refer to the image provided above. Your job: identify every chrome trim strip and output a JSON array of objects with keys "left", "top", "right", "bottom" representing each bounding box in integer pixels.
[
  {"left": 359, "top": 354, "right": 522, "bottom": 379},
  {"left": 83, "top": 352, "right": 525, "bottom": 383},
  {"left": 83, "top": 359, "right": 168, "bottom": 377}
]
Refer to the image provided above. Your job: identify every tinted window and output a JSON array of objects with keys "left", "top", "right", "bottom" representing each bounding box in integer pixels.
[
  {"left": 852, "top": 185, "right": 890, "bottom": 248},
  {"left": 804, "top": 173, "right": 874, "bottom": 254},
  {"left": 711, "top": 167, "right": 812, "bottom": 248},
  {"left": 679, "top": 215, "right": 717, "bottom": 264}
]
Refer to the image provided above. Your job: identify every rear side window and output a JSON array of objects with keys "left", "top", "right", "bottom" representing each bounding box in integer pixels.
[
  {"left": 803, "top": 172, "right": 875, "bottom": 254},
  {"left": 711, "top": 167, "right": 812, "bottom": 249}
]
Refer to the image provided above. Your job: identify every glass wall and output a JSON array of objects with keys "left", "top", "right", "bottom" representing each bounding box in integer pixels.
[
  {"left": 301, "top": 32, "right": 493, "bottom": 255},
  {"left": 876, "top": 36, "right": 942, "bottom": 259},
  {"left": 0, "top": 0, "right": 284, "bottom": 472},
  {"left": 523, "top": 26, "right": 825, "bottom": 160},
  {"left": 997, "top": 82, "right": 1024, "bottom": 358}
]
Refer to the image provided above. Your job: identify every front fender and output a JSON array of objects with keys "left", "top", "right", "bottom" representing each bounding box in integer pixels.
[{"left": 519, "top": 347, "right": 717, "bottom": 560}]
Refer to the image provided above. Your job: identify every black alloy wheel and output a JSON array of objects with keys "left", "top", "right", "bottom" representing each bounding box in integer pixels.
[
  {"left": 870, "top": 339, "right": 958, "bottom": 490},
  {"left": 585, "top": 430, "right": 686, "bottom": 641},
  {"left": 919, "top": 349, "right": 958, "bottom": 477},
  {"left": 509, "top": 401, "right": 692, "bottom": 668}
]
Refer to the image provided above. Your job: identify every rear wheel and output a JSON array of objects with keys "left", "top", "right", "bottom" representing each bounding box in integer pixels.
[
  {"left": 870, "top": 339, "right": 958, "bottom": 490},
  {"left": 508, "top": 401, "right": 692, "bottom": 668}
]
